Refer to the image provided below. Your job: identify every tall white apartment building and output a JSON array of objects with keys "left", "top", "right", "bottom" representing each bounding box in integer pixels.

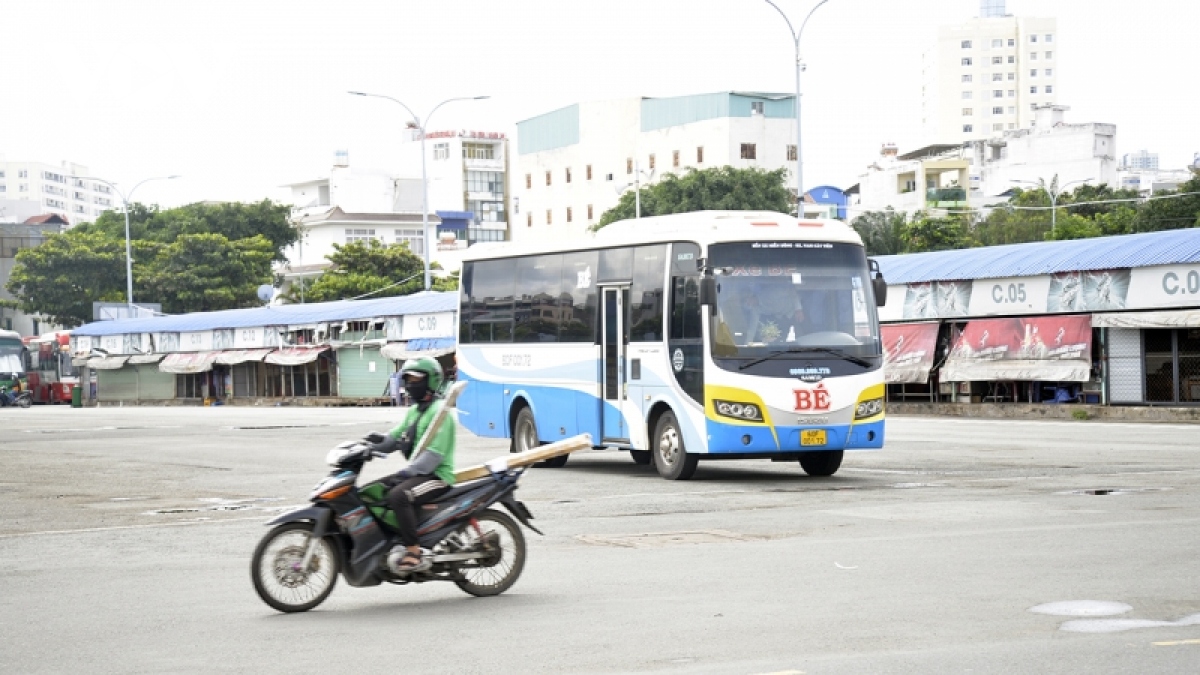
[
  {"left": 514, "top": 92, "right": 799, "bottom": 242},
  {"left": 0, "top": 158, "right": 114, "bottom": 225},
  {"left": 922, "top": 0, "right": 1058, "bottom": 145}
]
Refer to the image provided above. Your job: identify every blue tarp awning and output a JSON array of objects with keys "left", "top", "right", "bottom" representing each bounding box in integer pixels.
[
  {"left": 406, "top": 337, "right": 455, "bottom": 352},
  {"left": 435, "top": 210, "right": 473, "bottom": 230}
]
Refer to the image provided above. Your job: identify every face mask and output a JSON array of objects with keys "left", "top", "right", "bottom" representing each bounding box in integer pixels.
[{"left": 404, "top": 379, "right": 430, "bottom": 401}]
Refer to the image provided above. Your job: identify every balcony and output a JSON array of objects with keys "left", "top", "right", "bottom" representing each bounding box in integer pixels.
[{"left": 926, "top": 187, "right": 968, "bottom": 207}]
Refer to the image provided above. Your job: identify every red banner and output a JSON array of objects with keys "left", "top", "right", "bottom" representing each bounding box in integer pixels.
[
  {"left": 943, "top": 315, "right": 1092, "bottom": 382},
  {"left": 881, "top": 322, "right": 940, "bottom": 384}
]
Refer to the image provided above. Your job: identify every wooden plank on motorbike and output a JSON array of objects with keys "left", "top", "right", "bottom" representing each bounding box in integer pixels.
[
  {"left": 453, "top": 434, "right": 593, "bottom": 482},
  {"left": 409, "top": 380, "right": 468, "bottom": 460}
]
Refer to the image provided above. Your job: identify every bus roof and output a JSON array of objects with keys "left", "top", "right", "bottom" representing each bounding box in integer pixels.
[
  {"left": 461, "top": 210, "right": 864, "bottom": 262},
  {"left": 0, "top": 329, "right": 23, "bottom": 341}
]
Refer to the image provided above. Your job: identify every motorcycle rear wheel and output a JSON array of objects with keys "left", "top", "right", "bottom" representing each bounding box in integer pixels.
[
  {"left": 251, "top": 522, "right": 340, "bottom": 613},
  {"left": 17, "top": 396, "right": 31, "bottom": 409},
  {"left": 453, "top": 509, "right": 525, "bottom": 597}
]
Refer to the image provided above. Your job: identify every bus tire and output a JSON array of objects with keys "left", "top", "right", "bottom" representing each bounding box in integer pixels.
[
  {"left": 630, "top": 450, "right": 651, "bottom": 465},
  {"left": 798, "top": 450, "right": 843, "bottom": 477},
  {"left": 652, "top": 411, "right": 697, "bottom": 480},
  {"left": 512, "top": 406, "right": 569, "bottom": 468}
]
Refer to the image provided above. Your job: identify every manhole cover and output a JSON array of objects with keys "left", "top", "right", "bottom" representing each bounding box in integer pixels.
[{"left": 577, "top": 530, "right": 763, "bottom": 548}]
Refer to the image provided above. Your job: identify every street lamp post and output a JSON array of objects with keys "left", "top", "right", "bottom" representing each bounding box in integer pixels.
[
  {"left": 1012, "top": 175, "right": 1093, "bottom": 234},
  {"left": 613, "top": 160, "right": 655, "bottom": 218},
  {"left": 81, "top": 175, "right": 180, "bottom": 309},
  {"left": 764, "top": 0, "right": 830, "bottom": 217},
  {"left": 348, "top": 92, "right": 489, "bottom": 291}
]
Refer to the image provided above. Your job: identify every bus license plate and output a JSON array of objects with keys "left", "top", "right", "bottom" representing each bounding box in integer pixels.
[{"left": 800, "top": 430, "right": 826, "bottom": 446}]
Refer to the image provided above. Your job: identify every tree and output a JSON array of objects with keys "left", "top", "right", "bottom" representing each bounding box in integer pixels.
[
  {"left": 286, "top": 239, "right": 427, "bottom": 303},
  {"left": 903, "top": 212, "right": 974, "bottom": 252},
  {"left": 138, "top": 234, "right": 276, "bottom": 313},
  {"left": 1130, "top": 174, "right": 1200, "bottom": 233},
  {"left": 4, "top": 230, "right": 128, "bottom": 327},
  {"left": 593, "top": 166, "right": 791, "bottom": 229},
  {"left": 851, "top": 209, "right": 908, "bottom": 255},
  {"left": 973, "top": 189, "right": 1052, "bottom": 246}
]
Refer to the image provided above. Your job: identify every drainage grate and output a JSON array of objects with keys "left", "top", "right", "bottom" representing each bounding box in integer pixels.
[{"left": 577, "top": 530, "right": 764, "bottom": 548}]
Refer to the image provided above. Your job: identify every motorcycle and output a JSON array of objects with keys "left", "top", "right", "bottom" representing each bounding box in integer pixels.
[
  {"left": 0, "top": 389, "right": 31, "bottom": 408},
  {"left": 250, "top": 437, "right": 542, "bottom": 613}
]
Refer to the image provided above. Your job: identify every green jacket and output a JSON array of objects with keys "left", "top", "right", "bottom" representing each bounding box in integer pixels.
[{"left": 388, "top": 400, "right": 457, "bottom": 485}]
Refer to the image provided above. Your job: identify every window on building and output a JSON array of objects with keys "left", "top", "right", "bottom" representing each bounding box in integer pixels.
[
  {"left": 672, "top": 150, "right": 680, "bottom": 168},
  {"left": 1007, "top": 106, "right": 1016, "bottom": 114},
  {"left": 740, "top": 143, "right": 756, "bottom": 159},
  {"left": 1030, "top": 52, "right": 1038, "bottom": 60},
  {"left": 433, "top": 143, "right": 449, "bottom": 160},
  {"left": 1008, "top": 72, "right": 1015, "bottom": 80},
  {"left": 961, "top": 57, "right": 972, "bottom": 66},
  {"left": 465, "top": 171, "right": 504, "bottom": 194},
  {"left": 962, "top": 91, "right": 974, "bottom": 99},
  {"left": 1030, "top": 69, "right": 1038, "bottom": 77},
  {"left": 18, "top": 169, "right": 28, "bottom": 178},
  {"left": 395, "top": 228, "right": 423, "bottom": 254},
  {"left": 992, "top": 106, "right": 1003, "bottom": 114},
  {"left": 566, "top": 207, "right": 573, "bottom": 223},
  {"left": 565, "top": 167, "right": 572, "bottom": 183},
  {"left": 1030, "top": 35, "right": 1038, "bottom": 43},
  {"left": 1045, "top": 51, "right": 1053, "bottom": 59},
  {"left": 992, "top": 56, "right": 1002, "bottom": 65},
  {"left": 0, "top": 185, "right": 5, "bottom": 193},
  {"left": 525, "top": 174, "right": 531, "bottom": 189},
  {"left": 1007, "top": 38, "right": 1015, "bottom": 46},
  {"left": 462, "top": 142, "right": 495, "bottom": 160},
  {"left": 961, "top": 40, "right": 972, "bottom": 48},
  {"left": 648, "top": 154, "right": 656, "bottom": 170},
  {"left": 1031, "top": 103, "right": 1038, "bottom": 110},
  {"left": 1030, "top": 86, "right": 1038, "bottom": 94},
  {"left": 627, "top": 158, "right": 633, "bottom": 174},
  {"left": 1007, "top": 55, "right": 1015, "bottom": 63},
  {"left": 992, "top": 73, "right": 1003, "bottom": 81},
  {"left": 345, "top": 228, "right": 376, "bottom": 243},
  {"left": 962, "top": 74, "right": 973, "bottom": 82},
  {"left": 527, "top": 213, "right": 532, "bottom": 227},
  {"left": 545, "top": 171, "right": 551, "bottom": 186},
  {"left": 586, "top": 164, "right": 593, "bottom": 180},
  {"left": 962, "top": 108, "right": 974, "bottom": 116},
  {"left": 786, "top": 144, "right": 797, "bottom": 161},
  {"left": 587, "top": 204, "right": 593, "bottom": 220},
  {"left": 991, "top": 38, "right": 1003, "bottom": 48},
  {"left": 993, "top": 89, "right": 1003, "bottom": 98},
  {"left": 750, "top": 101, "right": 765, "bottom": 114},
  {"left": 1045, "top": 85, "right": 1053, "bottom": 93},
  {"left": 1008, "top": 123, "right": 1016, "bottom": 129},
  {"left": 1045, "top": 34, "right": 1053, "bottom": 42},
  {"left": 696, "top": 146, "right": 704, "bottom": 163},
  {"left": 1045, "top": 68, "right": 1053, "bottom": 76},
  {"left": 1008, "top": 90, "right": 1015, "bottom": 97},
  {"left": 546, "top": 209, "right": 552, "bottom": 225},
  {"left": 963, "top": 124, "right": 974, "bottom": 133},
  {"left": 993, "top": 123, "right": 1004, "bottom": 131}
]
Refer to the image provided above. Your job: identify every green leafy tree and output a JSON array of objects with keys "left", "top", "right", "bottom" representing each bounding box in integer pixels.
[
  {"left": 287, "top": 239, "right": 427, "bottom": 303},
  {"left": 1130, "top": 174, "right": 1200, "bottom": 233},
  {"left": 594, "top": 166, "right": 791, "bottom": 229},
  {"left": 4, "top": 230, "right": 127, "bottom": 327},
  {"left": 973, "top": 189, "right": 1052, "bottom": 246},
  {"left": 78, "top": 199, "right": 297, "bottom": 259},
  {"left": 138, "top": 234, "right": 276, "bottom": 313},
  {"left": 851, "top": 209, "right": 908, "bottom": 255},
  {"left": 903, "top": 212, "right": 975, "bottom": 252}
]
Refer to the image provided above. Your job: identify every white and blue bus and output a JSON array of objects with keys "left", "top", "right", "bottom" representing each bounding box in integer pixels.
[{"left": 454, "top": 211, "right": 888, "bottom": 480}]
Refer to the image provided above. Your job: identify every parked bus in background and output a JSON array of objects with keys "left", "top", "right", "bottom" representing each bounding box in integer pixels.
[
  {"left": 24, "top": 331, "right": 78, "bottom": 404},
  {"left": 0, "top": 329, "right": 29, "bottom": 395},
  {"left": 454, "top": 211, "right": 889, "bottom": 480}
]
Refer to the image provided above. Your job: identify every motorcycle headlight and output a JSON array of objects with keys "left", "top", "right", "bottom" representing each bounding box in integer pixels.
[
  {"left": 714, "top": 399, "right": 764, "bottom": 422},
  {"left": 326, "top": 442, "right": 364, "bottom": 466},
  {"left": 855, "top": 397, "right": 884, "bottom": 420}
]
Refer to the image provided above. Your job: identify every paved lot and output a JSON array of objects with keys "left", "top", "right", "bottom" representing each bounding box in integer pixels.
[{"left": 1, "top": 406, "right": 1198, "bottom": 674}]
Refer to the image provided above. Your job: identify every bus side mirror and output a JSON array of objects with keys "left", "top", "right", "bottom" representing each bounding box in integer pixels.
[
  {"left": 699, "top": 277, "right": 717, "bottom": 314},
  {"left": 873, "top": 276, "right": 888, "bottom": 307}
]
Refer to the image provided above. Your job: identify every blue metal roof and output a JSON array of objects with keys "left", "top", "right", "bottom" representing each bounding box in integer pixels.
[
  {"left": 876, "top": 228, "right": 1200, "bottom": 284},
  {"left": 73, "top": 291, "right": 458, "bottom": 337}
]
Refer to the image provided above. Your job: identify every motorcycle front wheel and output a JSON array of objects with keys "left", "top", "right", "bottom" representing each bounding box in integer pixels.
[
  {"left": 251, "top": 521, "right": 340, "bottom": 613},
  {"left": 453, "top": 509, "right": 525, "bottom": 597},
  {"left": 17, "top": 396, "right": 31, "bottom": 409}
]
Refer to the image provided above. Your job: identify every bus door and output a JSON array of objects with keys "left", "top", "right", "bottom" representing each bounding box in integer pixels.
[{"left": 601, "top": 285, "right": 630, "bottom": 442}]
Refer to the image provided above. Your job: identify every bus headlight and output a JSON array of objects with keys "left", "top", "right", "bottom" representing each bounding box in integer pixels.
[
  {"left": 855, "top": 397, "right": 884, "bottom": 420},
  {"left": 714, "top": 399, "right": 764, "bottom": 422}
]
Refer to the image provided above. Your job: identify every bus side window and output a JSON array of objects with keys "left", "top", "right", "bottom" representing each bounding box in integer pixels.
[{"left": 670, "top": 277, "right": 701, "bottom": 340}]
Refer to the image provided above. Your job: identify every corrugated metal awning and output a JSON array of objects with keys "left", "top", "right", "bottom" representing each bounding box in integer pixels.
[
  {"left": 214, "top": 348, "right": 275, "bottom": 365},
  {"left": 1092, "top": 309, "right": 1200, "bottom": 329},
  {"left": 159, "top": 352, "right": 219, "bottom": 374},
  {"left": 380, "top": 338, "right": 455, "bottom": 361},
  {"left": 265, "top": 346, "right": 330, "bottom": 366},
  {"left": 128, "top": 353, "right": 166, "bottom": 364}
]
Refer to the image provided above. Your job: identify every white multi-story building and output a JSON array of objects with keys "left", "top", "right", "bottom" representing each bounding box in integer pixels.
[
  {"left": 922, "top": 0, "right": 1058, "bottom": 145},
  {"left": 1120, "top": 150, "right": 1159, "bottom": 171},
  {"left": 854, "top": 106, "right": 1117, "bottom": 215},
  {"left": 514, "top": 92, "right": 801, "bottom": 242},
  {"left": 0, "top": 158, "right": 114, "bottom": 225}
]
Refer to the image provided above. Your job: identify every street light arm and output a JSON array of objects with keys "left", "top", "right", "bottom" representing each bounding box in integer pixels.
[
  {"left": 763, "top": 0, "right": 799, "bottom": 42},
  {"left": 348, "top": 91, "right": 419, "bottom": 125},
  {"left": 427, "top": 95, "right": 490, "bottom": 128},
  {"left": 798, "top": 0, "right": 830, "bottom": 44}
]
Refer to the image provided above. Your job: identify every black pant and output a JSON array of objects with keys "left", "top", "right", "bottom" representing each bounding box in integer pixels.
[{"left": 385, "top": 475, "right": 450, "bottom": 547}]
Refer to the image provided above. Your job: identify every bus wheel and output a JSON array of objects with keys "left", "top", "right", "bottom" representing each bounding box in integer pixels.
[
  {"left": 512, "top": 406, "right": 568, "bottom": 468},
  {"left": 629, "top": 450, "right": 651, "bottom": 465},
  {"left": 798, "top": 450, "right": 843, "bottom": 477},
  {"left": 653, "top": 412, "right": 697, "bottom": 480}
]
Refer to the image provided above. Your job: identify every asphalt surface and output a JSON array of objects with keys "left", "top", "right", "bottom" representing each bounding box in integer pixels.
[{"left": 1, "top": 405, "right": 1198, "bottom": 674}]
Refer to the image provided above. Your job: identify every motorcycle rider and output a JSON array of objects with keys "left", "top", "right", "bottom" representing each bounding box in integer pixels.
[
  {"left": 1, "top": 381, "right": 18, "bottom": 407},
  {"left": 368, "top": 356, "right": 457, "bottom": 573}
]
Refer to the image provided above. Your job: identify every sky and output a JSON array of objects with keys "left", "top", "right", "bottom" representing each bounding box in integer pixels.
[{"left": 4, "top": 0, "right": 1199, "bottom": 210}]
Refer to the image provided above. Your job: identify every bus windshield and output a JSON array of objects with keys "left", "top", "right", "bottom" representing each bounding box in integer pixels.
[
  {"left": 0, "top": 341, "right": 25, "bottom": 377},
  {"left": 710, "top": 241, "right": 881, "bottom": 360}
]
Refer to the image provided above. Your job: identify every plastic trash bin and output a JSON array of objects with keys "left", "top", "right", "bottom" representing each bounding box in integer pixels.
[{"left": 71, "top": 384, "right": 82, "bottom": 408}]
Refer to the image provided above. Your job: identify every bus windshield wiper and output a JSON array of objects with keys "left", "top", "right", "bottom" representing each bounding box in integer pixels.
[{"left": 737, "top": 347, "right": 873, "bottom": 370}]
